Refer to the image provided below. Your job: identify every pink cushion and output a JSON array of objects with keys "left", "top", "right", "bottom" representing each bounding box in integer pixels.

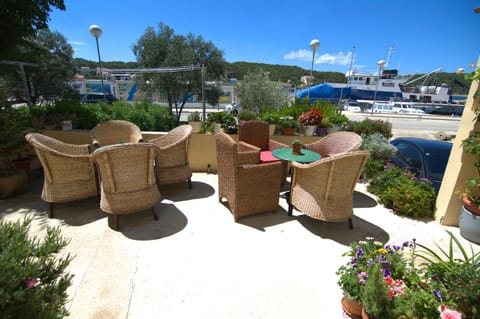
[{"left": 260, "top": 150, "right": 280, "bottom": 163}]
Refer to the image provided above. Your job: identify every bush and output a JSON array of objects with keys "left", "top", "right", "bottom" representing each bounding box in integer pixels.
[
  {"left": 347, "top": 118, "right": 393, "bottom": 138},
  {"left": 368, "top": 166, "right": 436, "bottom": 218},
  {"left": 237, "top": 110, "right": 258, "bottom": 122},
  {"left": 0, "top": 217, "right": 73, "bottom": 318}
]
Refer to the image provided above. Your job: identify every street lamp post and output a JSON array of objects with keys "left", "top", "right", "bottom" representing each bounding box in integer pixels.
[
  {"left": 371, "top": 59, "right": 386, "bottom": 116},
  {"left": 89, "top": 24, "right": 105, "bottom": 99},
  {"left": 307, "top": 39, "right": 320, "bottom": 103}
]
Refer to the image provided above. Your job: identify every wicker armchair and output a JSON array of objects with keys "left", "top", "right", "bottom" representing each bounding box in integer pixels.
[
  {"left": 148, "top": 125, "right": 193, "bottom": 188},
  {"left": 25, "top": 133, "right": 98, "bottom": 218},
  {"left": 91, "top": 120, "right": 143, "bottom": 149},
  {"left": 215, "top": 132, "right": 283, "bottom": 221},
  {"left": 238, "top": 120, "right": 288, "bottom": 179},
  {"left": 288, "top": 151, "right": 369, "bottom": 229},
  {"left": 305, "top": 131, "right": 362, "bottom": 158},
  {"left": 90, "top": 142, "right": 162, "bottom": 230}
]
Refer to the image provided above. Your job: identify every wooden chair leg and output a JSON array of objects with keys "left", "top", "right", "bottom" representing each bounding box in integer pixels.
[
  {"left": 152, "top": 207, "right": 159, "bottom": 221},
  {"left": 108, "top": 215, "right": 119, "bottom": 230},
  {"left": 288, "top": 204, "right": 293, "bottom": 216},
  {"left": 187, "top": 178, "right": 192, "bottom": 189},
  {"left": 48, "top": 202, "right": 54, "bottom": 218},
  {"left": 348, "top": 217, "right": 353, "bottom": 230}
]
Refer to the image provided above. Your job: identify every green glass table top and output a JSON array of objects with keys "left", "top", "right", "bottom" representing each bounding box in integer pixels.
[{"left": 272, "top": 147, "right": 321, "bottom": 163}]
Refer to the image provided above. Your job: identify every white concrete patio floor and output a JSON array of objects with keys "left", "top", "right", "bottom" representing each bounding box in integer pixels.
[{"left": 1, "top": 170, "right": 478, "bottom": 319}]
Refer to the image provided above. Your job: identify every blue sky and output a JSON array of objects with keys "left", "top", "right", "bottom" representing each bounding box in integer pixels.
[{"left": 48, "top": 0, "right": 480, "bottom": 76}]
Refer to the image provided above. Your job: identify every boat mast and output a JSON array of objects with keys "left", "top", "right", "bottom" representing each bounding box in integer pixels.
[
  {"left": 347, "top": 45, "right": 355, "bottom": 85},
  {"left": 385, "top": 46, "right": 394, "bottom": 68}
]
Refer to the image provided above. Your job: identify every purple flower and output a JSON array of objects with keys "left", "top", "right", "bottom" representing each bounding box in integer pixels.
[
  {"left": 385, "top": 244, "right": 391, "bottom": 251},
  {"left": 431, "top": 274, "right": 440, "bottom": 281},
  {"left": 358, "top": 272, "right": 368, "bottom": 285},
  {"left": 367, "top": 259, "right": 374, "bottom": 267},
  {"left": 433, "top": 289, "right": 443, "bottom": 301},
  {"left": 356, "top": 248, "right": 363, "bottom": 258},
  {"left": 402, "top": 241, "right": 410, "bottom": 247},
  {"left": 393, "top": 245, "right": 401, "bottom": 251},
  {"left": 382, "top": 267, "right": 391, "bottom": 278},
  {"left": 350, "top": 257, "right": 357, "bottom": 265}
]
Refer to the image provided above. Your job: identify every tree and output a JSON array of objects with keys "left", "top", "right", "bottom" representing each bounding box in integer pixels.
[
  {"left": 0, "top": 0, "right": 65, "bottom": 61},
  {"left": 132, "top": 22, "right": 225, "bottom": 122},
  {"left": 235, "top": 69, "right": 289, "bottom": 113},
  {"left": 3, "top": 29, "right": 78, "bottom": 105}
]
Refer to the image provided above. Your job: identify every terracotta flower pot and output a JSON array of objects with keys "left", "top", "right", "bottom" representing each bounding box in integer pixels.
[
  {"left": 292, "top": 143, "right": 302, "bottom": 155},
  {"left": 341, "top": 296, "right": 362, "bottom": 319},
  {"left": 281, "top": 127, "right": 296, "bottom": 136},
  {"left": 361, "top": 307, "right": 370, "bottom": 319},
  {"left": 462, "top": 196, "right": 480, "bottom": 216}
]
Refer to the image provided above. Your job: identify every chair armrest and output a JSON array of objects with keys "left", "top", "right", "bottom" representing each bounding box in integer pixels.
[
  {"left": 269, "top": 139, "right": 288, "bottom": 150},
  {"left": 238, "top": 141, "right": 260, "bottom": 153}
]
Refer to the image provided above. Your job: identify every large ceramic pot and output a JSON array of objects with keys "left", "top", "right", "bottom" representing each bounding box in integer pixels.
[
  {"left": 341, "top": 295, "right": 362, "bottom": 319},
  {"left": 301, "top": 125, "right": 317, "bottom": 136},
  {"left": 189, "top": 121, "right": 202, "bottom": 133},
  {"left": 459, "top": 204, "right": 480, "bottom": 244}
]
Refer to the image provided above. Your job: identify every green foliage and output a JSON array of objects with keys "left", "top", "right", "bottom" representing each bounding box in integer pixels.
[
  {"left": 235, "top": 68, "right": 289, "bottom": 112},
  {"left": 259, "top": 110, "right": 280, "bottom": 125},
  {"left": 368, "top": 166, "right": 436, "bottom": 218},
  {"left": 416, "top": 231, "right": 480, "bottom": 318},
  {"left": 0, "top": 217, "right": 73, "bottom": 319},
  {"left": 361, "top": 133, "right": 397, "bottom": 160},
  {"left": 278, "top": 117, "right": 299, "bottom": 129},
  {"left": 132, "top": 22, "right": 225, "bottom": 122},
  {"left": 0, "top": 106, "right": 31, "bottom": 175},
  {"left": 459, "top": 131, "right": 480, "bottom": 205},
  {"left": 346, "top": 118, "right": 393, "bottom": 139},
  {"left": 188, "top": 111, "right": 201, "bottom": 122},
  {"left": 362, "top": 158, "right": 385, "bottom": 179},
  {"left": 206, "top": 111, "right": 237, "bottom": 133},
  {"left": 0, "top": 1, "right": 66, "bottom": 60},
  {"left": 237, "top": 110, "right": 258, "bottom": 121}
]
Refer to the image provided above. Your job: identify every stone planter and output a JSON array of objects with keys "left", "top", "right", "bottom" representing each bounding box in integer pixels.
[
  {"left": 268, "top": 124, "right": 276, "bottom": 136},
  {"left": 61, "top": 120, "right": 73, "bottom": 131},
  {"left": 459, "top": 204, "right": 480, "bottom": 244},
  {"left": 327, "top": 125, "right": 342, "bottom": 134},
  {"left": 301, "top": 125, "right": 318, "bottom": 136},
  {"left": 0, "top": 170, "right": 28, "bottom": 199},
  {"left": 189, "top": 121, "right": 202, "bottom": 133},
  {"left": 213, "top": 123, "right": 224, "bottom": 133}
]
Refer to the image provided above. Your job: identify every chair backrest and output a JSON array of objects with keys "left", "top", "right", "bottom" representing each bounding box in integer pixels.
[
  {"left": 25, "top": 133, "right": 94, "bottom": 184},
  {"left": 238, "top": 120, "right": 269, "bottom": 150},
  {"left": 91, "top": 143, "right": 159, "bottom": 194},
  {"left": 306, "top": 131, "right": 362, "bottom": 157},
  {"left": 91, "top": 120, "right": 143, "bottom": 148},
  {"left": 152, "top": 125, "right": 192, "bottom": 168},
  {"left": 215, "top": 132, "right": 238, "bottom": 181}
]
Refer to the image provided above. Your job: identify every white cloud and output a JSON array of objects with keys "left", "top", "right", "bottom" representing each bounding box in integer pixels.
[
  {"left": 284, "top": 50, "right": 355, "bottom": 66},
  {"left": 70, "top": 40, "right": 86, "bottom": 46}
]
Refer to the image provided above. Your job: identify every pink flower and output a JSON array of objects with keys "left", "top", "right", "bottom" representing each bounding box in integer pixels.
[
  {"left": 439, "top": 305, "right": 462, "bottom": 319},
  {"left": 25, "top": 278, "right": 37, "bottom": 288}
]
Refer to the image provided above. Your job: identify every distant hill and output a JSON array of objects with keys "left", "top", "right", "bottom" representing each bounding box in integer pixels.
[{"left": 74, "top": 58, "right": 472, "bottom": 95}]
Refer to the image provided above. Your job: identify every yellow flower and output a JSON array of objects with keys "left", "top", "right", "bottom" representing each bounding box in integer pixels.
[{"left": 377, "top": 248, "right": 388, "bottom": 255}]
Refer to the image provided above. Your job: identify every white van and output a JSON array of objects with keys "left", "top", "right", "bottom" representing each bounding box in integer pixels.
[
  {"left": 372, "top": 102, "right": 394, "bottom": 113},
  {"left": 392, "top": 102, "right": 425, "bottom": 114}
]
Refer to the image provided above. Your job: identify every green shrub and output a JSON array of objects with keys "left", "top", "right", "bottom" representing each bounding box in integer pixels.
[
  {"left": 0, "top": 217, "right": 73, "bottom": 319},
  {"left": 237, "top": 110, "right": 257, "bottom": 121},
  {"left": 347, "top": 118, "right": 393, "bottom": 138},
  {"left": 368, "top": 166, "right": 436, "bottom": 218}
]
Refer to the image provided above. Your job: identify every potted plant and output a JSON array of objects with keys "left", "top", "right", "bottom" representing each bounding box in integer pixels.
[
  {"left": 322, "top": 112, "right": 349, "bottom": 133},
  {"left": 457, "top": 125, "right": 480, "bottom": 244},
  {"left": 278, "top": 117, "right": 299, "bottom": 136},
  {"left": 0, "top": 106, "right": 31, "bottom": 198},
  {"left": 298, "top": 107, "right": 322, "bottom": 136},
  {"left": 336, "top": 238, "right": 415, "bottom": 319},
  {"left": 206, "top": 111, "right": 237, "bottom": 134},
  {"left": 259, "top": 111, "right": 280, "bottom": 135},
  {"left": 188, "top": 111, "right": 202, "bottom": 133},
  {"left": 291, "top": 139, "right": 302, "bottom": 155},
  {"left": 237, "top": 109, "right": 258, "bottom": 122}
]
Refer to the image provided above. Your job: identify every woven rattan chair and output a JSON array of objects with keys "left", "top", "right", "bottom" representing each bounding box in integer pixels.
[
  {"left": 91, "top": 120, "right": 143, "bottom": 149},
  {"left": 25, "top": 133, "right": 98, "bottom": 218},
  {"left": 90, "top": 142, "right": 162, "bottom": 230},
  {"left": 215, "top": 132, "right": 283, "bottom": 221},
  {"left": 238, "top": 120, "right": 288, "bottom": 180},
  {"left": 288, "top": 151, "right": 370, "bottom": 229},
  {"left": 305, "top": 131, "right": 362, "bottom": 158},
  {"left": 148, "top": 125, "right": 193, "bottom": 188}
]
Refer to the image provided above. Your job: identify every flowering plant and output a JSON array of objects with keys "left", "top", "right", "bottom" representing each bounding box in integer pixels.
[
  {"left": 298, "top": 108, "right": 323, "bottom": 126},
  {"left": 336, "top": 237, "right": 413, "bottom": 304}
]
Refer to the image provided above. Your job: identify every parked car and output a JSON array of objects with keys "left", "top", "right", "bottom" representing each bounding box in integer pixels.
[
  {"left": 372, "top": 102, "right": 395, "bottom": 113},
  {"left": 81, "top": 93, "right": 118, "bottom": 104},
  {"left": 224, "top": 103, "right": 239, "bottom": 114},
  {"left": 344, "top": 101, "right": 362, "bottom": 112},
  {"left": 390, "top": 137, "right": 452, "bottom": 194}
]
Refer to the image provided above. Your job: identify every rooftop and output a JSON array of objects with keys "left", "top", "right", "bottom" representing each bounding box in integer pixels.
[{"left": 1, "top": 170, "right": 478, "bottom": 319}]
